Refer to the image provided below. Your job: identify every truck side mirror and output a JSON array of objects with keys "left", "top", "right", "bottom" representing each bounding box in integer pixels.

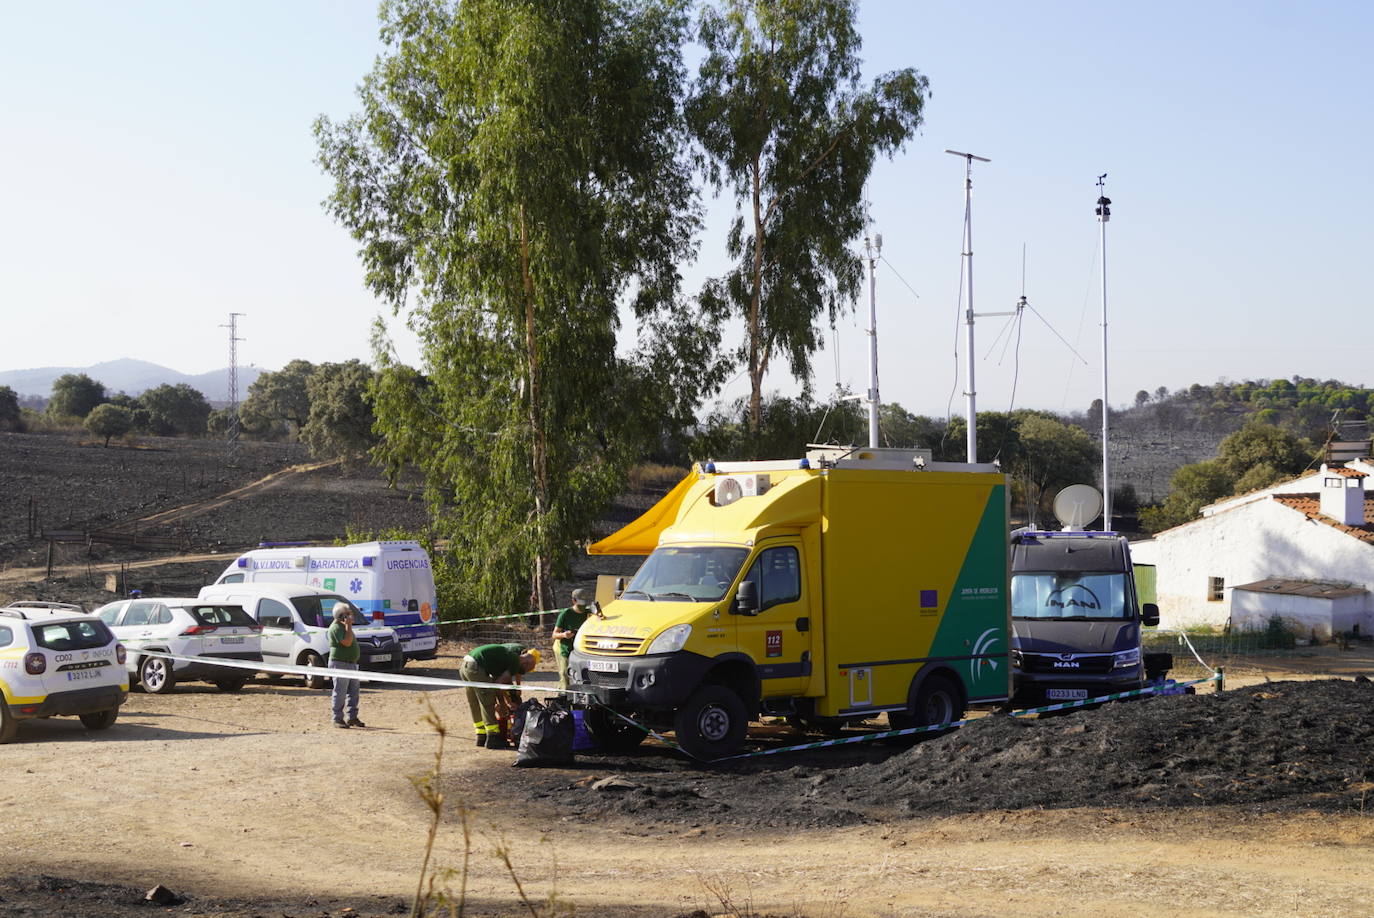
[
  {"left": 734, "top": 580, "right": 759, "bottom": 616},
  {"left": 1141, "top": 602, "right": 1160, "bottom": 627},
  {"left": 614, "top": 577, "right": 626, "bottom": 598}
]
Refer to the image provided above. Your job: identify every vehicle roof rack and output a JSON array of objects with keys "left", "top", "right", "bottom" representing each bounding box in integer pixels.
[{"left": 7, "top": 600, "right": 86, "bottom": 612}]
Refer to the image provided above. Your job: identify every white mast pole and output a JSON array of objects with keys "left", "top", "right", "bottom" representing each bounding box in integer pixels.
[
  {"left": 946, "top": 150, "right": 990, "bottom": 464},
  {"left": 1096, "top": 175, "right": 1112, "bottom": 531},
  {"left": 864, "top": 231, "right": 882, "bottom": 448}
]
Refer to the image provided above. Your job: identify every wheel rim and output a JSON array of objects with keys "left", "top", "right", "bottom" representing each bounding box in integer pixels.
[
  {"left": 697, "top": 703, "right": 731, "bottom": 742},
  {"left": 143, "top": 660, "right": 167, "bottom": 691},
  {"left": 924, "top": 690, "right": 953, "bottom": 724}
]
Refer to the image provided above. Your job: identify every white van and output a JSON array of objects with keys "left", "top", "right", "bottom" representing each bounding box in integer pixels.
[
  {"left": 197, "top": 583, "right": 403, "bottom": 688},
  {"left": 212, "top": 541, "right": 439, "bottom": 661}
]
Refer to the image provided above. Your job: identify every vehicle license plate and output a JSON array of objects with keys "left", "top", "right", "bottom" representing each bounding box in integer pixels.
[
  {"left": 1046, "top": 688, "right": 1088, "bottom": 700},
  {"left": 589, "top": 660, "right": 619, "bottom": 673},
  {"left": 66, "top": 670, "right": 104, "bottom": 682},
  {"left": 220, "top": 636, "right": 245, "bottom": 644},
  {"left": 404, "top": 638, "right": 438, "bottom": 651}
]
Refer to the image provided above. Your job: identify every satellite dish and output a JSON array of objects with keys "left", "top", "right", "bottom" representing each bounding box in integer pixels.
[{"left": 1053, "top": 484, "right": 1103, "bottom": 531}]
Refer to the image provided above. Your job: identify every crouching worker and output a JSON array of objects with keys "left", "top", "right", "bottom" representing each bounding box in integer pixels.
[{"left": 461, "top": 643, "right": 540, "bottom": 750}]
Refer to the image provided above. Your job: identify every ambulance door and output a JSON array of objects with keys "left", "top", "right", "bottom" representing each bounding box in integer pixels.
[{"left": 736, "top": 541, "right": 813, "bottom": 698}]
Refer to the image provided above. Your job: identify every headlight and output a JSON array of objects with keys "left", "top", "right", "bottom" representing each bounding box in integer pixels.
[
  {"left": 1113, "top": 647, "right": 1141, "bottom": 669},
  {"left": 646, "top": 623, "right": 692, "bottom": 655},
  {"left": 1010, "top": 648, "right": 1024, "bottom": 667}
]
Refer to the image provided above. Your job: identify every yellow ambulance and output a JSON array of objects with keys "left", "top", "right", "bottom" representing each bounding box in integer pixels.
[{"left": 568, "top": 448, "right": 1011, "bottom": 758}]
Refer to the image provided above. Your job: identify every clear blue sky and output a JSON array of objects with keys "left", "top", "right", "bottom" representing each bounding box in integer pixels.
[{"left": 4, "top": 1, "right": 1371, "bottom": 419}]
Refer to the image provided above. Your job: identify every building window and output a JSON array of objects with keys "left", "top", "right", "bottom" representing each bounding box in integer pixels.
[{"left": 1207, "top": 576, "right": 1224, "bottom": 602}]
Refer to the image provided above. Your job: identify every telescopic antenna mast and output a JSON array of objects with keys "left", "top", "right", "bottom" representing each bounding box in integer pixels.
[
  {"left": 946, "top": 149, "right": 992, "bottom": 463},
  {"left": 1096, "top": 174, "right": 1112, "bottom": 531}
]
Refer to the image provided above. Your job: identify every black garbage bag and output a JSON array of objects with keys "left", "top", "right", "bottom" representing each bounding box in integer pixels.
[
  {"left": 513, "top": 697, "right": 575, "bottom": 767},
  {"left": 510, "top": 698, "right": 540, "bottom": 742}
]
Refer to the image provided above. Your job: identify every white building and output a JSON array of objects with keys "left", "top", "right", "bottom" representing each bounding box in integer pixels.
[{"left": 1131, "top": 464, "right": 1374, "bottom": 638}]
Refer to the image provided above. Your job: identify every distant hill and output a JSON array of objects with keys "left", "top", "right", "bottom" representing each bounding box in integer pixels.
[{"left": 0, "top": 358, "right": 265, "bottom": 404}]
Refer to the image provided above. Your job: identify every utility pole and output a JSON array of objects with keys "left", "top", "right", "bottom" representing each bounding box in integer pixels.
[
  {"left": 1096, "top": 176, "right": 1112, "bottom": 531},
  {"left": 864, "top": 229, "right": 882, "bottom": 448},
  {"left": 946, "top": 149, "right": 991, "bottom": 463},
  {"left": 221, "top": 312, "right": 245, "bottom": 466}
]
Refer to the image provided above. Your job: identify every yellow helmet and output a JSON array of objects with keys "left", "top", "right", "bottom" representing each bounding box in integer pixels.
[{"left": 527, "top": 648, "right": 542, "bottom": 665}]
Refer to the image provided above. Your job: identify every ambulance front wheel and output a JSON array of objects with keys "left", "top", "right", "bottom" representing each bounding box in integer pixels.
[{"left": 674, "top": 685, "right": 748, "bottom": 760}]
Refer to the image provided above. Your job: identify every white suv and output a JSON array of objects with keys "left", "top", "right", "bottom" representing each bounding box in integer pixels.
[
  {"left": 0, "top": 604, "right": 128, "bottom": 743},
  {"left": 93, "top": 597, "right": 265, "bottom": 693}
]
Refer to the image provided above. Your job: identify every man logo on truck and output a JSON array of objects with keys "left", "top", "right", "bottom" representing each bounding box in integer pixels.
[{"left": 1045, "top": 584, "right": 1101, "bottom": 612}]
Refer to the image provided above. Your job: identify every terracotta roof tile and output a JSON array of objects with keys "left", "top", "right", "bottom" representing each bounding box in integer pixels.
[
  {"left": 1271, "top": 493, "right": 1374, "bottom": 544},
  {"left": 1324, "top": 466, "right": 1369, "bottom": 478}
]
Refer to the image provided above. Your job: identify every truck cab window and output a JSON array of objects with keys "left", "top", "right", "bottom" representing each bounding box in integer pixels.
[
  {"left": 1011, "top": 571, "right": 1128, "bottom": 620},
  {"left": 744, "top": 546, "right": 801, "bottom": 612}
]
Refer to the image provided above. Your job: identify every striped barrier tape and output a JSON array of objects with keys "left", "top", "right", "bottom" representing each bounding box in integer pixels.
[
  {"left": 134, "top": 650, "right": 568, "bottom": 695},
  {"left": 436, "top": 611, "right": 557, "bottom": 626},
  {"left": 1005, "top": 673, "right": 1221, "bottom": 717}
]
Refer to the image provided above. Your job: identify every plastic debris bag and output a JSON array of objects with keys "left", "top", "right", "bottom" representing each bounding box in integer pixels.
[{"left": 513, "top": 697, "right": 575, "bottom": 767}]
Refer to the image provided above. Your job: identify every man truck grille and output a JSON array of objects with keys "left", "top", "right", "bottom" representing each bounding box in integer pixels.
[{"left": 1020, "top": 652, "right": 1114, "bottom": 674}]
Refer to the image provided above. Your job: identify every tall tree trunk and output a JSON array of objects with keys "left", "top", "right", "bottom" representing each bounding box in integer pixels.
[
  {"left": 748, "top": 155, "right": 766, "bottom": 433},
  {"left": 519, "top": 202, "right": 554, "bottom": 611}
]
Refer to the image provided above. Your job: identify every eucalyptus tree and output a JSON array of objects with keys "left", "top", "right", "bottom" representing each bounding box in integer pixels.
[
  {"left": 688, "top": 0, "right": 928, "bottom": 432},
  {"left": 316, "top": 0, "right": 712, "bottom": 613}
]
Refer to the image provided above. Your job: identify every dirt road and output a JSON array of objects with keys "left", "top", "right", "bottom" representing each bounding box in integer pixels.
[{"left": 3, "top": 649, "right": 1373, "bottom": 917}]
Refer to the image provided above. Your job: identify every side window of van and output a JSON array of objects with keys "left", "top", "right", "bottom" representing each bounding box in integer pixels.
[
  {"left": 258, "top": 599, "right": 295, "bottom": 630},
  {"left": 220, "top": 573, "right": 245, "bottom": 584},
  {"left": 0, "top": 625, "right": 11, "bottom": 648}
]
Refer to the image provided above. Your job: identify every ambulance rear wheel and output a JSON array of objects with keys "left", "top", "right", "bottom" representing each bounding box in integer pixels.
[
  {"left": 674, "top": 685, "right": 748, "bottom": 760},
  {"left": 584, "top": 705, "right": 647, "bottom": 754}
]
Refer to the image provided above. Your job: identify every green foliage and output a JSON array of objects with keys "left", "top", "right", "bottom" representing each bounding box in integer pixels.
[
  {"left": 47, "top": 373, "right": 106, "bottom": 419},
  {"left": 242, "top": 359, "right": 315, "bottom": 436},
  {"left": 0, "top": 385, "right": 21, "bottom": 431},
  {"left": 687, "top": 0, "right": 928, "bottom": 432},
  {"left": 140, "top": 383, "right": 211, "bottom": 436},
  {"left": 318, "top": 0, "right": 711, "bottom": 614},
  {"left": 301, "top": 359, "right": 378, "bottom": 462},
  {"left": 1216, "top": 423, "right": 1315, "bottom": 477},
  {"left": 692, "top": 392, "right": 867, "bottom": 461},
  {"left": 84, "top": 403, "right": 133, "bottom": 446},
  {"left": 1139, "top": 459, "right": 1235, "bottom": 532},
  {"left": 1139, "top": 423, "right": 1317, "bottom": 533},
  {"left": 1010, "top": 414, "right": 1099, "bottom": 526}
]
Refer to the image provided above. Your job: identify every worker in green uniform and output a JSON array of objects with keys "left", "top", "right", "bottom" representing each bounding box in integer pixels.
[
  {"left": 552, "top": 588, "right": 604, "bottom": 690},
  {"left": 461, "top": 642, "right": 540, "bottom": 750}
]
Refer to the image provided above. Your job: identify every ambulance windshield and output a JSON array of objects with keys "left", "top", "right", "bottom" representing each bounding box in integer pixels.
[{"left": 623, "top": 546, "right": 749, "bottom": 602}]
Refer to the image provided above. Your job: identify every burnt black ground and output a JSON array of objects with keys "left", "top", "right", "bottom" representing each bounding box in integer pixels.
[{"left": 498, "top": 679, "right": 1374, "bottom": 829}]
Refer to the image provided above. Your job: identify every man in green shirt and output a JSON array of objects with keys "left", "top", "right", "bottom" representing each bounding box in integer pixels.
[
  {"left": 460, "top": 642, "right": 540, "bottom": 749},
  {"left": 328, "top": 603, "right": 365, "bottom": 729},
  {"left": 551, "top": 588, "right": 604, "bottom": 690}
]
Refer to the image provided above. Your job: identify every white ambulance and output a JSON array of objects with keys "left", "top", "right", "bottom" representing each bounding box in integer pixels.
[{"left": 212, "top": 541, "right": 439, "bottom": 660}]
